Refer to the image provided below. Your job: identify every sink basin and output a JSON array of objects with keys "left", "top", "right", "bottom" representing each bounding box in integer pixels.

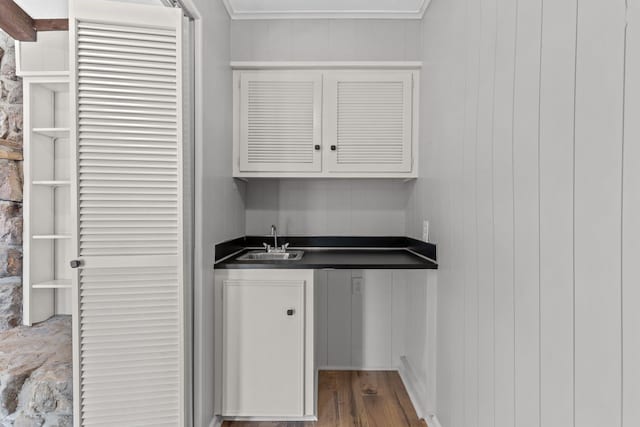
[{"left": 236, "top": 250, "right": 305, "bottom": 261}]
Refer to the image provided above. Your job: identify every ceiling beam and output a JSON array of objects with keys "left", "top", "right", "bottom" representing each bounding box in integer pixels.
[
  {"left": 34, "top": 19, "right": 69, "bottom": 32},
  {"left": 0, "top": 0, "right": 36, "bottom": 41},
  {"left": 0, "top": 1, "right": 69, "bottom": 41}
]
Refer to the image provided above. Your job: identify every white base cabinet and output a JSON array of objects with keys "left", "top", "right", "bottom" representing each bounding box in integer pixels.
[{"left": 215, "top": 269, "right": 315, "bottom": 420}]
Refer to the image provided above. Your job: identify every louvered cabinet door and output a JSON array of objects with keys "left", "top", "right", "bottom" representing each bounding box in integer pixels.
[
  {"left": 324, "top": 71, "right": 414, "bottom": 173},
  {"left": 70, "top": 1, "right": 185, "bottom": 426},
  {"left": 238, "top": 71, "right": 323, "bottom": 173}
]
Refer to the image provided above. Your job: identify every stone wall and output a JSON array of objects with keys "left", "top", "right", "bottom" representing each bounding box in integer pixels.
[
  {"left": 0, "top": 316, "right": 73, "bottom": 427},
  {"left": 0, "top": 30, "right": 23, "bottom": 331}
]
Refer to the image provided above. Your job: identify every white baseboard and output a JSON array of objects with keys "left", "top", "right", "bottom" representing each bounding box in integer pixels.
[
  {"left": 221, "top": 415, "right": 317, "bottom": 422},
  {"left": 317, "top": 365, "right": 397, "bottom": 371},
  {"left": 397, "top": 356, "right": 443, "bottom": 427},
  {"left": 209, "top": 416, "right": 223, "bottom": 427},
  {"left": 397, "top": 356, "right": 430, "bottom": 420},
  {"left": 425, "top": 413, "right": 443, "bottom": 427}
]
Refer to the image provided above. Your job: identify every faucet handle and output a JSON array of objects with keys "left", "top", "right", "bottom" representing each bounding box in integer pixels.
[
  {"left": 263, "top": 242, "right": 270, "bottom": 252},
  {"left": 282, "top": 243, "right": 290, "bottom": 251}
]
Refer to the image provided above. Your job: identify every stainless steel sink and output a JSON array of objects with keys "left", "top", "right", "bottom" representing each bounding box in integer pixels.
[{"left": 237, "top": 250, "right": 304, "bottom": 261}]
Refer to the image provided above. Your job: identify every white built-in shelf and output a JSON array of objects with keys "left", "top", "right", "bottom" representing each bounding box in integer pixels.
[
  {"left": 32, "top": 128, "right": 70, "bottom": 139},
  {"left": 32, "top": 234, "right": 72, "bottom": 240},
  {"left": 32, "top": 279, "right": 72, "bottom": 289},
  {"left": 32, "top": 180, "right": 71, "bottom": 187}
]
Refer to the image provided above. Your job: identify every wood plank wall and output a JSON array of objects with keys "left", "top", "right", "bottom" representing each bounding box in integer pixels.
[{"left": 411, "top": 0, "right": 635, "bottom": 426}]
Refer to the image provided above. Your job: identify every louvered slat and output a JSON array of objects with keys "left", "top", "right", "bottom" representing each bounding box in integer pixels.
[
  {"left": 78, "top": 266, "right": 181, "bottom": 426},
  {"left": 326, "top": 72, "right": 413, "bottom": 173},
  {"left": 239, "top": 72, "right": 322, "bottom": 172},
  {"left": 72, "top": 2, "right": 183, "bottom": 426}
]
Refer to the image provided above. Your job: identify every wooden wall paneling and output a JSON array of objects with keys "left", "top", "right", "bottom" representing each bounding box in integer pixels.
[
  {"left": 391, "top": 271, "right": 408, "bottom": 367},
  {"left": 461, "top": 0, "right": 482, "bottom": 424},
  {"left": 425, "top": 271, "right": 438, "bottom": 412},
  {"left": 538, "top": 0, "right": 577, "bottom": 426},
  {"left": 438, "top": 0, "right": 470, "bottom": 419},
  {"left": 475, "top": 0, "right": 498, "bottom": 425},
  {"left": 623, "top": 2, "right": 640, "bottom": 425},
  {"left": 351, "top": 270, "right": 393, "bottom": 369},
  {"left": 512, "top": 0, "right": 543, "bottom": 425},
  {"left": 326, "top": 270, "right": 353, "bottom": 367},
  {"left": 315, "top": 270, "right": 329, "bottom": 368},
  {"left": 492, "top": 0, "right": 517, "bottom": 425},
  {"left": 573, "top": 1, "right": 625, "bottom": 426},
  {"left": 574, "top": 0, "right": 626, "bottom": 426}
]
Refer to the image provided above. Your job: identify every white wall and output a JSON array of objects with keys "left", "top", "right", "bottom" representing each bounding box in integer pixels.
[
  {"left": 231, "top": 19, "right": 422, "bottom": 62},
  {"left": 191, "top": 1, "right": 246, "bottom": 426},
  {"left": 413, "top": 0, "right": 637, "bottom": 426},
  {"left": 231, "top": 19, "right": 420, "bottom": 236},
  {"left": 245, "top": 179, "right": 409, "bottom": 236}
]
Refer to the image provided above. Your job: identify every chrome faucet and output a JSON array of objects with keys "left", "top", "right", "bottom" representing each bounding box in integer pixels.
[
  {"left": 271, "top": 225, "right": 278, "bottom": 249},
  {"left": 262, "top": 225, "right": 289, "bottom": 253}
]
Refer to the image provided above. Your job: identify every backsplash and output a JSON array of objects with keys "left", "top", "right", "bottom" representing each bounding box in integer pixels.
[{"left": 245, "top": 179, "right": 411, "bottom": 236}]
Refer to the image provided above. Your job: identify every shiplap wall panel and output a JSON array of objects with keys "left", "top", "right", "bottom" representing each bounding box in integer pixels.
[
  {"left": 231, "top": 19, "right": 422, "bottom": 62},
  {"left": 538, "top": 1, "right": 577, "bottom": 426},
  {"left": 351, "top": 271, "right": 393, "bottom": 369},
  {"left": 460, "top": 0, "right": 481, "bottom": 424},
  {"left": 245, "top": 179, "right": 410, "bottom": 236},
  {"left": 623, "top": 3, "right": 640, "bottom": 425},
  {"left": 574, "top": 1, "right": 625, "bottom": 426},
  {"left": 196, "top": 1, "right": 242, "bottom": 426},
  {"left": 326, "top": 270, "right": 352, "bottom": 367},
  {"left": 475, "top": 0, "right": 497, "bottom": 425},
  {"left": 418, "top": 0, "right": 633, "bottom": 425},
  {"left": 315, "top": 270, "right": 410, "bottom": 371},
  {"left": 512, "top": 0, "right": 542, "bottom": 425},
  {"left": 492, "top": 0, "right": 517, "bottom": 425}
]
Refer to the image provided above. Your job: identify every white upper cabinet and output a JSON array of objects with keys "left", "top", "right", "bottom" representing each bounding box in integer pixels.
[
  {"left": 324, "top": 71, "right": 414, "bottom": 173},
  {"left": 233, "top": 65, "right": 419, "bottom": 178},
  {"left": 237, "top": 71, "right": 323, "bottom": 173}
]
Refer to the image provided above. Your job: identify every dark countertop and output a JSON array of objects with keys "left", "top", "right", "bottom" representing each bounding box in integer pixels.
[{"left": 214, "top": 236, "right": 438, "bottom": 270}]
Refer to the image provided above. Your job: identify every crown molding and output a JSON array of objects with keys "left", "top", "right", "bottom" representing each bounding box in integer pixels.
[
  {"left": 230, "top": 61, "right": 423, "bottom": 70},
  {"left": 222, "top": 0, "right": 431, "bottom": 20}
]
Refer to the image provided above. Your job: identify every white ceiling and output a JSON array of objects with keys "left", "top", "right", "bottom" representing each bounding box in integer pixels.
[
  {"left": 14, "top": 0, "right": 68, "bottom": 19},
  {"left": 14, "top": 0, "right": 430, "bottom": 21},
  {"left": 223, "top": 0, "right": 431, "bottom": 19}
]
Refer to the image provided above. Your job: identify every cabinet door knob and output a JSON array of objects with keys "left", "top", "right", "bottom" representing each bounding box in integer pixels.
[
  {"left": 286, "top": 308, "right": 295, "bottom": 316},
  {"left": 314, "top": 145, "right": 321, "bottom": 151},
  {"left": 330, "top": 145, "right": 337, "bottom": 151},
  {"left": 70, "top": 260, "right": 83, "bottom": 269}
]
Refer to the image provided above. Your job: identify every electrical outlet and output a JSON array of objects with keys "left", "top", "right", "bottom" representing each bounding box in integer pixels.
[
  {"left": 422, "top": 220, "right": 430, "bottom": 242},
  {"left": 352, "top": 277, "right": 362, "bottom": 295}
]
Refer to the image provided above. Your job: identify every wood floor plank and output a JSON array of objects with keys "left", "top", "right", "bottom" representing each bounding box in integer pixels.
[{"left": 223, "top": 371, "right": 427, "bottom": 427}]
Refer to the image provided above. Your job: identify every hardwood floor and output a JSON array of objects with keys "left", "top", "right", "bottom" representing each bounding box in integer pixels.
[{"left": 222, "top": 370, "right": 428, "bottom": 427}]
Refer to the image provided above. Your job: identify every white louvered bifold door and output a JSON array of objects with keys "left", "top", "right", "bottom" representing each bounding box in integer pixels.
[
  {"left": 239, "top": 71, "right": 322, "bottom": 173},
  {"left": 324, "top": 71, "right": 414, "bottom": 173},
  {"left": 69, "top": 1, "right": 184, "bottom": 426}
]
